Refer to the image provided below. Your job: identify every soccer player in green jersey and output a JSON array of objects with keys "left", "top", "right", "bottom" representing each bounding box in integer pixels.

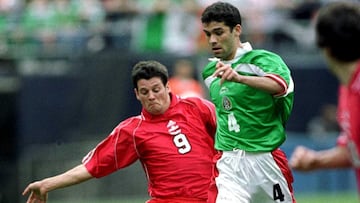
[{"left": 201, "top": 2, "right": 296, "bottom": 203}]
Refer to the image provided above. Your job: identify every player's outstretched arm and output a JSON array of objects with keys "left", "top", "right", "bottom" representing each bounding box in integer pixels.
[
  {"left": 213, "top": 62, "right": 285, "bottom": 94},
  {"left": 22, "top": 164, "right": 93, "bottom": 203},
  {"left": 289, "top": 145, "right": 352, "bottom": 171}
]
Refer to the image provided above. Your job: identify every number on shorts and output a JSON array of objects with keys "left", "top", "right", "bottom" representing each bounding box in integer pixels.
[
  {"left": 173, "top": 134, "right": 191, "bottom": 154},
  {"left": 273, "top": 183, "right": 285, "bottom": 201},
  {"left": 228, "top": 112, "right": 240, "bottom": 132}
]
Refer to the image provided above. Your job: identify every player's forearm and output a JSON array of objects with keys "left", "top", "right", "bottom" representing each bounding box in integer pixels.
[
  {"left": 40, "top": 164, "right": 93, "bottom": 193},
  {"left": 313, "top": 147, "right": 352, "bottom": 169},
  {"left": 237, "top": 75, "right": 285, "bottom": 95}
]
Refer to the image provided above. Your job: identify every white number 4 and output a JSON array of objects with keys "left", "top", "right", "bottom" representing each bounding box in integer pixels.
[{"left": 228, "top": 112, "right": 240, "bottom": 132}]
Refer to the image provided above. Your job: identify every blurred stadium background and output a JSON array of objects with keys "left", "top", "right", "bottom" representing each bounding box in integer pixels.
[{"left": 0, "top": 0, "right": 358, "bottom": 202}]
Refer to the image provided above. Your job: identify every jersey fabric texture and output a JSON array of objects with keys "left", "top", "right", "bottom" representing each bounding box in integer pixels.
[
  {"left": 336, "top": 62, "right": 360, "bottom": 192},
  {"left": 202, "top": 42, "right": 294, "bottom": 152},
  {"left": 82, "top": 93, "right": 217, "bottom": 200}
]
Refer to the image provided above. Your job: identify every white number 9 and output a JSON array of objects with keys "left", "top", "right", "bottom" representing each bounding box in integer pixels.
[{"left": 173, "top": 134, "right": 191, "bottom": 154}]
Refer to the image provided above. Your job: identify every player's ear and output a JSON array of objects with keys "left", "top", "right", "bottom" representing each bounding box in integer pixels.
[
  {"left": 322, "top": 47, "right": 332, "bottom": 58},
  {"left": 165, "top": 82, "right": 170, "bottom": 92},
  {"left": 234, "top": 24, "right": 242, "bottom": 38},
  {"left": 321, "top": 48, "right": 337, "bottom": 64},
  {"left": 134, "top": 88, "right": 140, "bottom": 100}
]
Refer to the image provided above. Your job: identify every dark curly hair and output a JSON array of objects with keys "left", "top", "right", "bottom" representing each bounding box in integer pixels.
[
  {"left": 131, "top": 60, "right": 168, "bottom": 89},
  {"left": 316, "top": 1, "right": 360, "bottom": 62},
  {"left": 201, "top": 2, "right": 242, "bottom": 31}
]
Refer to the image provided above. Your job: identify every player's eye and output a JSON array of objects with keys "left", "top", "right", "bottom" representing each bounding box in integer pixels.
[
  {"left": 140, "top": 89, "right": 149, "bottom": 95},
  {"left": 152, "top": 87, "right": 161, "bottom": 93},
  {"left": 214, "top": 30, "right": 223, "bottom": 36}
]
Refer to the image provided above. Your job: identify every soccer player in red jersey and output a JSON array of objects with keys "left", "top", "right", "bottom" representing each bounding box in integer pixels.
[
  {"left": 290, "top": 1, "right": 360, "bottom": 193},
  {"left": 22, "top": 60, "right": 217, "bottom": 203}
]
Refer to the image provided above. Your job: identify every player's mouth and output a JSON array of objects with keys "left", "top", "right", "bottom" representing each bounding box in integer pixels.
[
  {"left": 148, "top": 102, "right": 160, "bottom": 108},
  {"left": 212, "top": 47, "right": 222, "bottom": 55}
]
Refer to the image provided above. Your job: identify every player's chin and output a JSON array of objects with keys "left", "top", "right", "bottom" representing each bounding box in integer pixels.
[{"left": 147, "top": 105, "right": 162, "bottom": 115}]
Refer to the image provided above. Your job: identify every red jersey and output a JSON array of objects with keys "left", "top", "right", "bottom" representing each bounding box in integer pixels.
[
  {"left": 82, "top": 93, "right": 217, "bottom": 200},
  {"left": 336, "top": 62, "right": 360, "bottom": 192}
]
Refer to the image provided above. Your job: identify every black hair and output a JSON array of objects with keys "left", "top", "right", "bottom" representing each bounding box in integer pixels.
[
  {"left": 316, "top": 1, "right": 360, "bottom": 62},
  {"left": 201, "top": 1, "right": 242, "bottom": 31},
  {"left": 131, "top": 60, "right": 169, "bottom": 89}
]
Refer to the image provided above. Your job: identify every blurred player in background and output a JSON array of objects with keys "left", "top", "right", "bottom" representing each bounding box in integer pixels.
[
  {"left": 200, "top": 2, "right": 296, "bottom": 203},
  {"left": 168, "top": 59, "right": 205, "bottom": 98},
  {"left": 22, "top": 60, "right": 217, "bottom": 203},
  {"left": 290, "top": 1, "right": 360, "bottom": 193},
  {"left": 306, "top": 103, "right": 340, "bottom": 137}
]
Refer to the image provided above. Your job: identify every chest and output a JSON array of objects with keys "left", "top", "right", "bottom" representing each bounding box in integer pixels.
[{"left": 133, "top": 114, "right": 207, "bottom": 157}]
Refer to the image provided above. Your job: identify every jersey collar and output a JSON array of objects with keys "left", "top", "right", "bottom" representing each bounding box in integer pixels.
[{"left": 223, "top": 42, "right": 253, "bottom": 64}]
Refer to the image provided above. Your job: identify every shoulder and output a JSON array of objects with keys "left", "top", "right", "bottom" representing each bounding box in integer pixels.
[
  {"left": 350, "top": 65, "right": 360, "bottom": 94},
  {"left": 238, "top": 49, "right": 289, "bottom": 73},
  {"left": 202, "top": 61, "right": 217, "bottom": 79},
  {"left": 242, "top": 49, "right": 284, "bottom": 62},
  {"left": 181, "top": 96, "right": 207, "bottom": 104},
  {"left": 113, "top": 115, "right": 143, "bottom": 133},
  {"left": 180, "top": 97, "right": 215, "bottom": 111}
]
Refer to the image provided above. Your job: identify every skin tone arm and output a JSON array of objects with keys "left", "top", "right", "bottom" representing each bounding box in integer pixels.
[
  {"left": 22, "top": 164, "right": 93, "bottom": 203},
  {"left": 213, "top": 62, "right": 284, "bottom": 94},
  {"left": 289, "top": 145, "right": 352, "bottom": 171}
]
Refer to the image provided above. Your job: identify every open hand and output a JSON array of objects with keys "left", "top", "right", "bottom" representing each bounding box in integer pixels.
[
  {"left": 213, "top": 62, "right": 240, "bottom": 85},
  {"left": 22, "top": 181, "right": 48, "bottom": 203}
]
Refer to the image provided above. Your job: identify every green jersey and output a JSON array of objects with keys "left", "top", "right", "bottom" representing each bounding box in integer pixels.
[{"left": 202, "top": 43, "right": 294, "bottom": 152}]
